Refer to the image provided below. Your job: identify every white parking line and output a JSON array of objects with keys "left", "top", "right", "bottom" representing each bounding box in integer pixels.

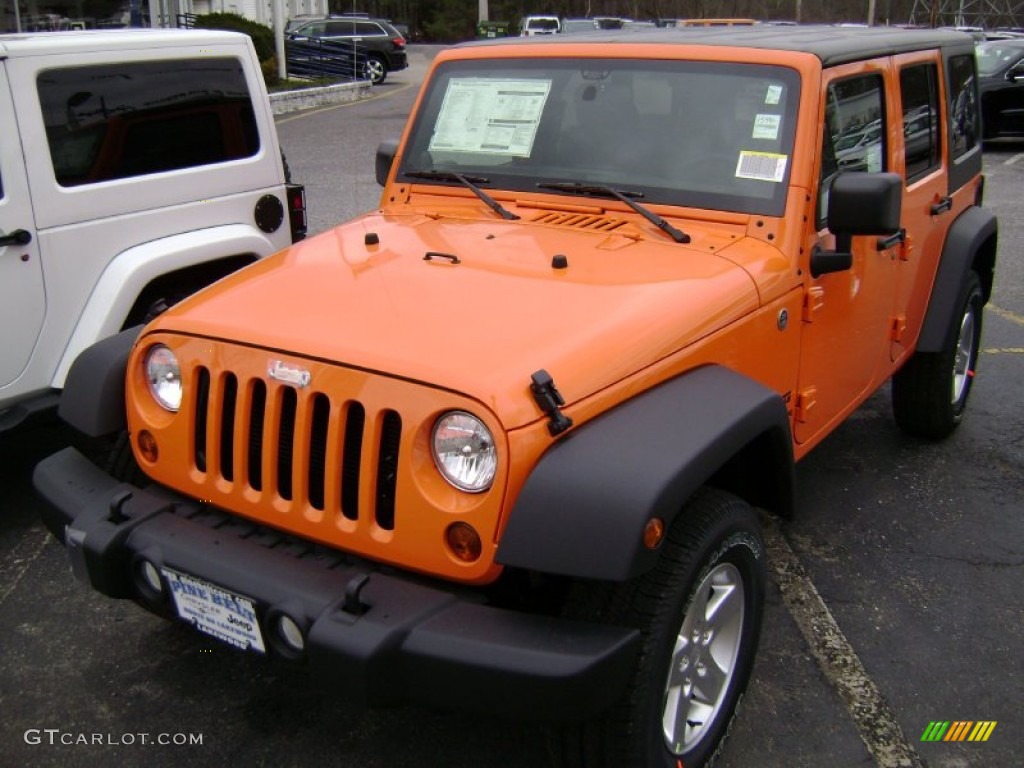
[
  {"left": 1005, "top": 153, "right": 1024, "bottom": 165},
  {"left": 763, "top": 521, "right": 923, "bottom": 768}
]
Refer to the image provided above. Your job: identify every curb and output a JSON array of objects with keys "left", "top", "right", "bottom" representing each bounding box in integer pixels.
[{"left": 269, "top": 80, "right": 372, "bottom": 114}]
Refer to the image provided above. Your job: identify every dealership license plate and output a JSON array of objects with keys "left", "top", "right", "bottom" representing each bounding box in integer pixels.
[{"left": 162, "top": 568, "right": 266, "bottom": 654}]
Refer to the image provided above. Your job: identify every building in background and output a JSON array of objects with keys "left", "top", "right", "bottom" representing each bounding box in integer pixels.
[{"left": 2, "top": 0, "right": 328, "bottom": 31}]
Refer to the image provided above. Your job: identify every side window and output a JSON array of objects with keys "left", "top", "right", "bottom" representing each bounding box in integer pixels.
[
  {"left": 325, "top": 21, "right": 353, "bottom": 36},
  {"left": 947, "top": 54, "right": 979, "bottom": 159},
  {"left": 817, "top": 73, "right": 886, "bottom": 226},
  {"left": 356, "top": 21, "right": 383, "bottom": 37},
  {"left": 900, "top": 63, "right": 941, "bottom": 181},
  {"left": 37, "top": 58, "right": 260, "bottom": 187}
]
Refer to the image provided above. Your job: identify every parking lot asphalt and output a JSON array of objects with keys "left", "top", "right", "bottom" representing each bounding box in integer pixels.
[{"left": 1, "top": 44, "right": 1022, "bottom": 768}]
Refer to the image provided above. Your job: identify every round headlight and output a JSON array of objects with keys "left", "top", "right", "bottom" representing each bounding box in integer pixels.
[
  {"left": 145, "top": 344, "right": 182, "bottom": 412},
  {"left": 431, "top": 411, "right": 497, "bottom": 492}
]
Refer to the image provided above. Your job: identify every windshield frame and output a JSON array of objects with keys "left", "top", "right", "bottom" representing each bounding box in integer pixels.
[{"left": 397, "top": 57, "right": 802, "bottom": 218}]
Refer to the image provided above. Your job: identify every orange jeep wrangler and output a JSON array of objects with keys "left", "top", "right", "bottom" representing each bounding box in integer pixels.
[{"left": 35, "top": 26, "right": 997, "bottom": 768}]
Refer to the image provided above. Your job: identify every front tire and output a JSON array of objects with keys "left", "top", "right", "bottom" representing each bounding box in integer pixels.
[
  {"left": 892, "top": 270, "right": 984, "bottom": 439},
  {"left": 558, "top": 488, "right": 766, "bottom": 768}
]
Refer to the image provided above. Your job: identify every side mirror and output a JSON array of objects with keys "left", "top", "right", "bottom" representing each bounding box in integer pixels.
[
  {"left": 375, "top": 139, "right": 399, "bottom": 187},
  {"left": 811, "top": 172, "right": 903, "bottom": 278}
]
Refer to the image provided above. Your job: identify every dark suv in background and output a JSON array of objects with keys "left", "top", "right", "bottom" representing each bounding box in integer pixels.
[
  {"left": 976, "top": 38, "right": 1024, "bottom": 139},
  {"left": 285, "top": 15, "right": 407, "bottom": 84}
]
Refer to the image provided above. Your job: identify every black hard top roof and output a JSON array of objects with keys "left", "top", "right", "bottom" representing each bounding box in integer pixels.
[{"left": 459, "top": 25, "right": 976, "bottom": 66}]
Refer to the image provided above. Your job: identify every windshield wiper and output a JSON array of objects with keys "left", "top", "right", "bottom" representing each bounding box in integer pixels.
[
  {"left": 405, "top": 170, "right": 520, "bottom": 221},
  {"left": 537, "top": 182, "right": 690, "bottom": 244}
]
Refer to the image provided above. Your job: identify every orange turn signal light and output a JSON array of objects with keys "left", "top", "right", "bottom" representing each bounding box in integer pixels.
[
  {"left": 445, "top": 522, "right": 482, "bottom": 563},
  {"left": 136, "top": 430, "right": 158, "bottom": 463},
  {"left": 643, "top": 517, "right": 666, "bottom": 550}
]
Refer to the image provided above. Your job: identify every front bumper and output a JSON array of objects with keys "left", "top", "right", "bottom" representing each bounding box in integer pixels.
[{"left": 33, "top": 447, "right": 639, "bottom": 719}]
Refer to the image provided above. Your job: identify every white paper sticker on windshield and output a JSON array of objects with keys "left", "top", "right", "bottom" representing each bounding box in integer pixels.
[
  {"left": 866, "top": 143, "right": 883, "bottom": 173},
  {"left": 765, "top": 85, "right": 783, "bottom": 105},
  {"left": 429, "top": 78, "right": 552, "bottom": 157},
  {"left": 735, "top": 151, "right": 788, "bottom": 183},
  {"left": 752, "top": 114, "right": 781, "bottom": 140}
]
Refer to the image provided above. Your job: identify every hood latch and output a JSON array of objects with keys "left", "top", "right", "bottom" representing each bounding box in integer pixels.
[{"left": 530, "top": 369, "right": 573, "bottom": 436}]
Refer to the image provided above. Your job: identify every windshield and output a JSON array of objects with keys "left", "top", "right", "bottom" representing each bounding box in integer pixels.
[
  {"left": 976, "top": 43, "right": 1024, "bottom": 76},
  {"left": 398, "top": 58, "right": 801, "bottom": 217}
]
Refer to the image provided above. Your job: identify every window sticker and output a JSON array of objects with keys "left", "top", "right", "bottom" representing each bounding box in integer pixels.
[
  {"left": 752, "top": 114, "right": 781, "bottom": 140},
  {"left": 765, "top": 84, "right": 783, "bottom": 105},
  {"left": 735, "top": 151, "right": 788, "bottom": 182},
  {"left": 865, "top": 143, "right": 883, "bottom": 173},
  {"left": 429, "top": 78, "right": 552, "bottom": 157}
]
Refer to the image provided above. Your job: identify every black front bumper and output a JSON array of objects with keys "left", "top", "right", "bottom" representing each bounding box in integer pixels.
[{"left": 33, "top": 447, "right": 639, "bottom": 719}]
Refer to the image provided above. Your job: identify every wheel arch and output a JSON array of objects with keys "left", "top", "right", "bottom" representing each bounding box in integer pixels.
[
  {"left": 917, "top": 205, "right": 997, "bottom": 353},
  {"left": 121, "top": 253, "right": 257, "bottom": 329},
  {"left": 495, "top": 365, "right": 794, "bottom": 582},
  {"left": 51, "top": 224, "right": 276, "bottom": 389}
]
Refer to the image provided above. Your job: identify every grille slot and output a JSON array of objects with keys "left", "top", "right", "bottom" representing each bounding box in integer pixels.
[
  {"left": 341, "top": 402, "right": 365, "bottom": 521},
  {"left": 247, "top": 381, "right": 266, "bottom": 490},
  {"left": 194, "top": 367, "right": 210, "bottom": 472},
  {"left": 220, "top": 374, "right": 238, "bottom": 481},
  {"left": 307, "top": 393, "right": 330, "bottom": 511},
  {"left": 375, "top": 410, "right": 402, "bottom": 531},
  {"left": 277, "top": 387, "right": 298, "bottom": 501}
]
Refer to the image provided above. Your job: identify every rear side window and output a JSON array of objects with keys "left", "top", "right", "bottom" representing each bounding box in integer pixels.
[
  {"left": 900, "top": 63, "right": 941, "bottom": 181},
  {"left": 355, "top": 21, "right": 385, "bottom": 36},
  {"left": 37, "top": 58, "right": 260, "bottom": 188},
  {"left": 947, "top": 54, "right": 979, "bottom": 159}
]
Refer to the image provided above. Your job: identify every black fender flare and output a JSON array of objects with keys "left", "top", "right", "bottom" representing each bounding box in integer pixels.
[
  {"left": 58, "top": 326, "right": 141, "bottom": 437},
  {"left": 917, "top": 206, "right": 997, "bottom": 353},
  {"left": 495, "top": 365, "right": 794, "bottom": 582}
]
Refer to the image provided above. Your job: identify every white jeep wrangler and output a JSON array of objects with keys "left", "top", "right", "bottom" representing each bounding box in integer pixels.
[{"left": 0, "top": 29, "right": 305, "bottom": 431}]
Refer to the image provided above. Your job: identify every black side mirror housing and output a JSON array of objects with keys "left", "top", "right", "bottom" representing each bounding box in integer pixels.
[
  {"left": 812, "top": 172, "right": 903, "bottom": 278},
  {"left": 375, "top": 139, "right": 399, "bottom": 187}
]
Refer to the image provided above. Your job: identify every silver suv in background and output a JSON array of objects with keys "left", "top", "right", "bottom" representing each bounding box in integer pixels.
[{"left": 0, "top": 29, "right": 306, "bottom": 433}]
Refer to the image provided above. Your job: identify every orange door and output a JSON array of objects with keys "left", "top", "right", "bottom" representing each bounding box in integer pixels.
[
  {"left": 795, "top": 61, "right": 900, "bottom": 447},
  {"left": 890, "top": 52, "right": 951, "bottom": 363}
]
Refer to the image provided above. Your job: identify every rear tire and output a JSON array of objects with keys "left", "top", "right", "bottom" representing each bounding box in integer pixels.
[
  {"left": 892, "top": 270, "right": 983, "bottom": 439},
  {"left": 365, "top": 55, "right": 387, "bottom": 85},
  {"left": 557, "top": 488, "right": 766, "bottom": 768}
]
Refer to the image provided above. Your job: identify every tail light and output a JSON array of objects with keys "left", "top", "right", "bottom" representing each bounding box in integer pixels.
[
  {"left": 286, "top": 183, "right": 307, "bottom": 242},
  {"left": 393, "top": 37, "right": 406, "bottom": 48}
]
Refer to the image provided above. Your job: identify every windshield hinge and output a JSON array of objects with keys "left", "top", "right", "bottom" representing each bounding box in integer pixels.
[{"left": 530, "top": 369, "right": 573, "bottom": 436}]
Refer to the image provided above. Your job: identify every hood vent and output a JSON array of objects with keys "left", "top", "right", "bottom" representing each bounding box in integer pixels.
[{"left": 529, "top": 210, "right": 635, "bottom": 234}]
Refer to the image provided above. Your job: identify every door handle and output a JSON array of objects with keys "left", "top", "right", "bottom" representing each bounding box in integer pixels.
[
  {"left": 930, "top": 196, "right": 953, "bottom": 215},
  {"left": 0, "top": 228, "right": 32, "bottom": 247}
]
